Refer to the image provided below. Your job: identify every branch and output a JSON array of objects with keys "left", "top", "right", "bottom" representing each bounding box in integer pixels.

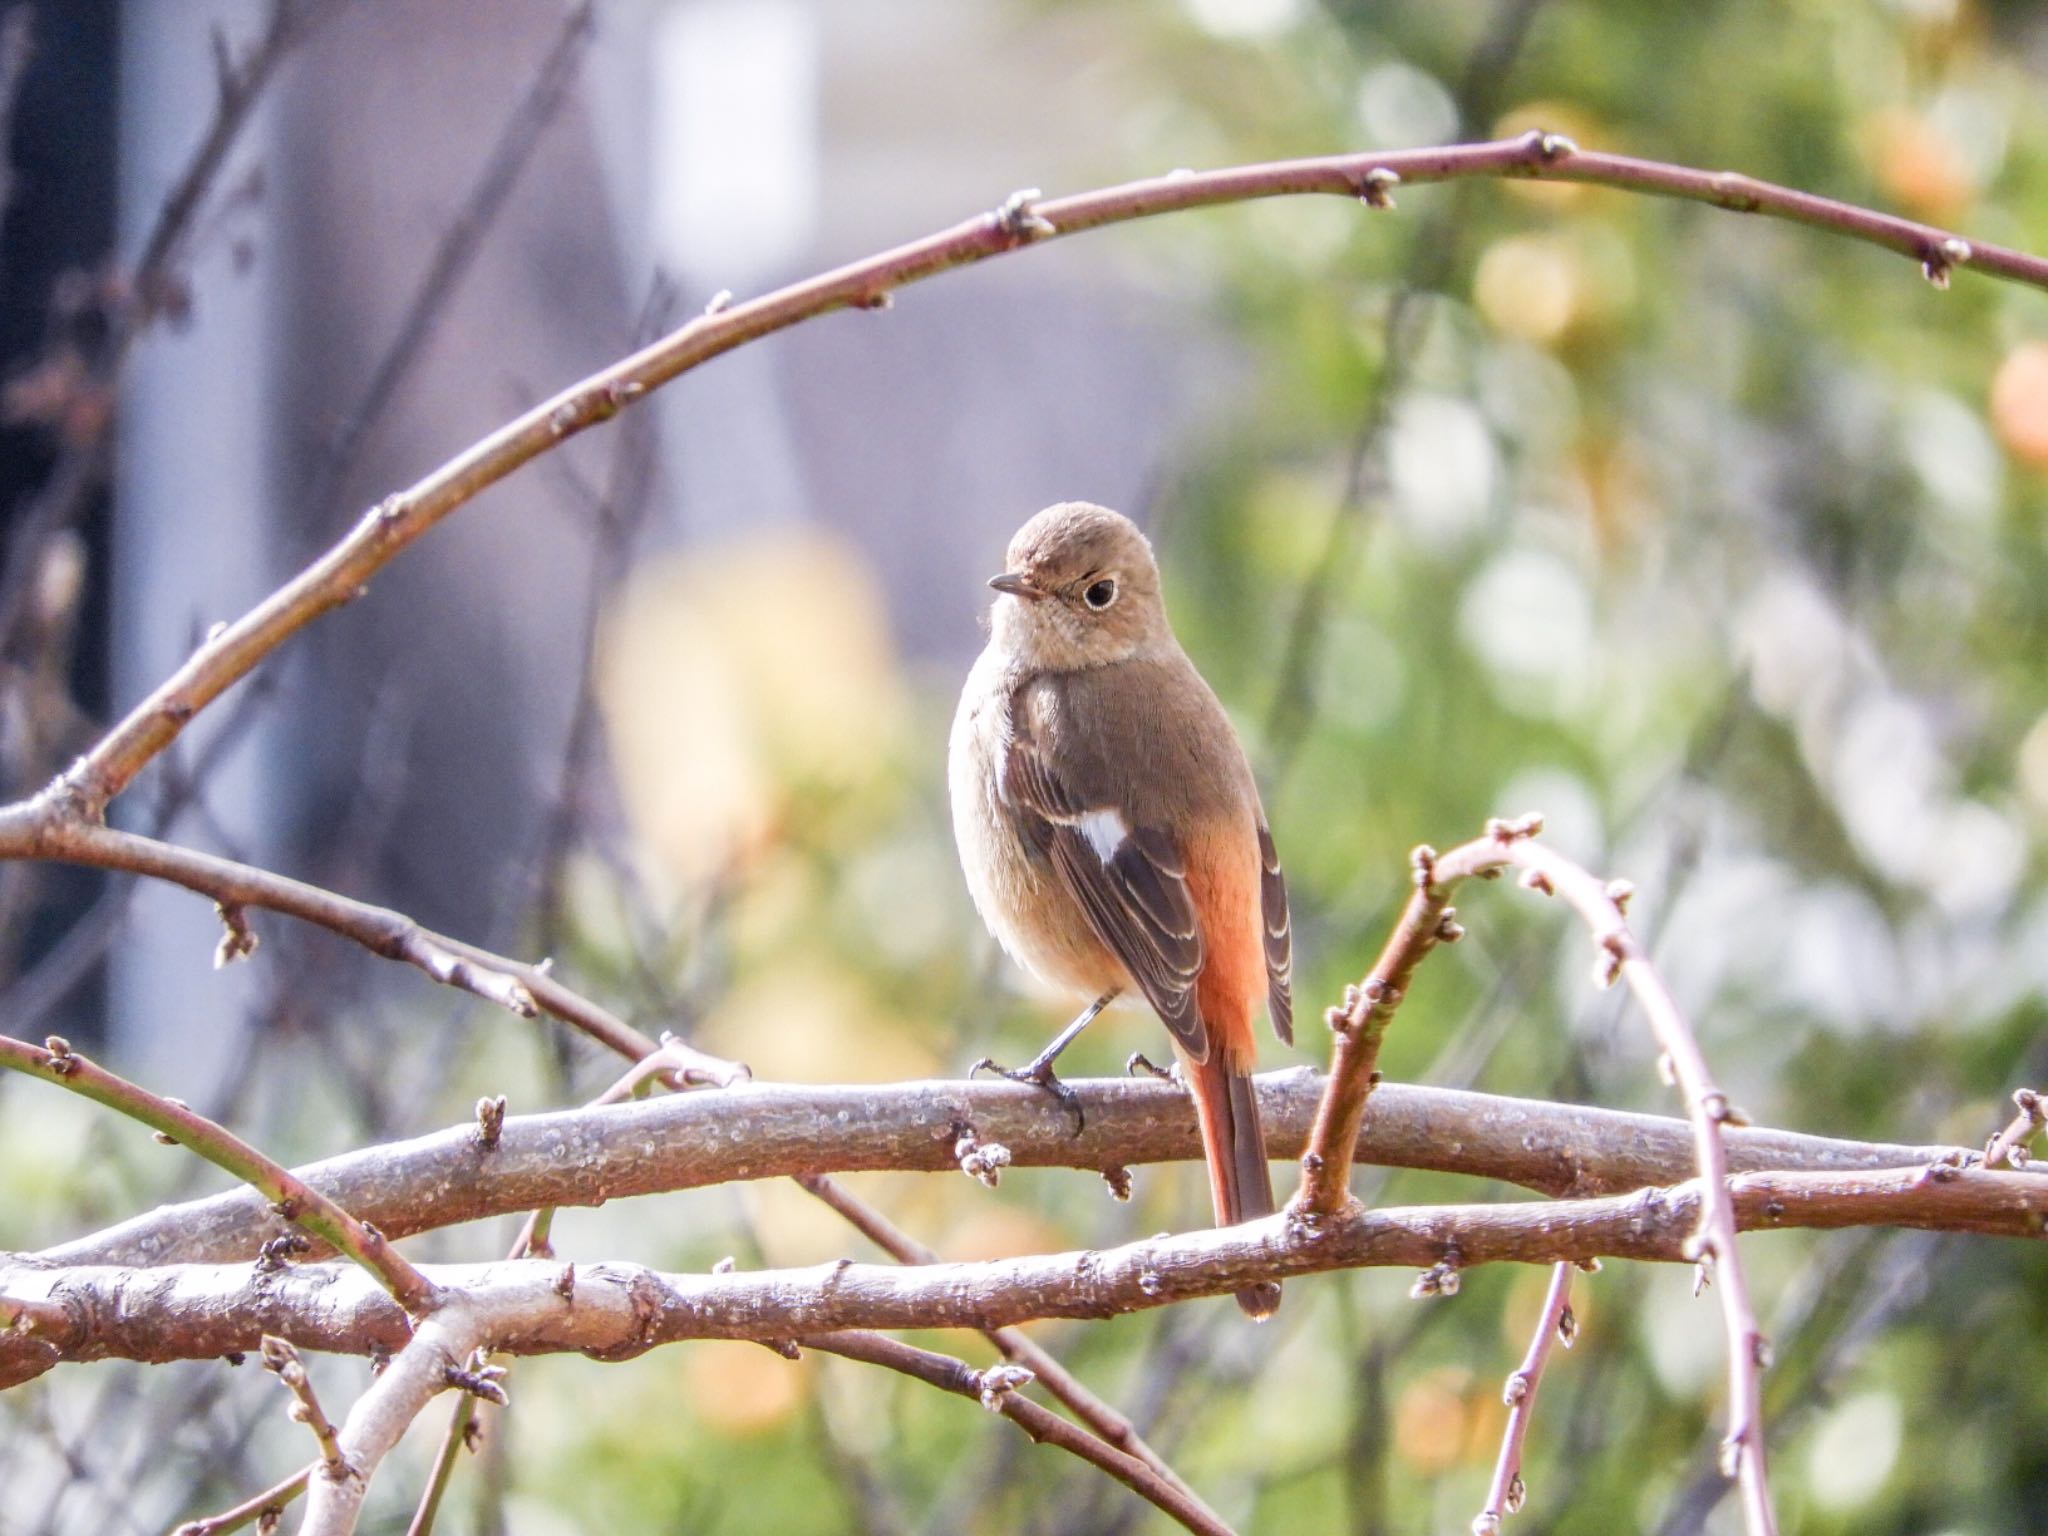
[
  {"left": 1298, "top": 818, "right": 1777, "bottom": 1532},
  {"left": 42, "top": 133, "right": 2045, "bottom": 818},
  {"left": 798, "top": 1173, "right": 1220, "bottom": 1523},
  {"left": 1296, "top": 842, "right": 1465, "bottom": 1215},
  {"left": 37, "top": 1073, "right": 1985, "bottom": 1271},
  {"left": 302, "top": 0, "right": 596, "bottom": 525},
  {"left": 299, "top": 1309, "right": 489, "bottom": 1536},
  {"left": 171, "top": 1464, "right": 311, "bottom": 1536},
  {"left": 1475, "top": 1261, "right": 1577, "bottom": 1533},
  {"left": 0, "top": 814, "right": 669, "bottom": 1065},
  {"left": 7, "top": 1166, "right": 2042, "bottom": 1380},
  {"left": 0, "top": 1033, "right": 438, "bottom": 1313},
  {"left": 261, "top": 1335, "right": 351, "bottom": 1483},
  {"left": 1982, "top": 1088, "right": 2045, "bottom": 1170},
  {"left": 804, "top": 1330, "right": 1233, "bottom": 1536}
]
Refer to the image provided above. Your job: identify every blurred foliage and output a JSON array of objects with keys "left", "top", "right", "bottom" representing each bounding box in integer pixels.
[{"left": 9, "top": 0, "right": 2048, "bottom": 1531}]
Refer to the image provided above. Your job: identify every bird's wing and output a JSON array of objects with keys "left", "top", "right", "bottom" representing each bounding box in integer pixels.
[
  {"left": 1001, "top": 729, "right": 1209, "bottom": 1062},
  {"left": 1258, "top": 825, "right": 1294, "bottom": 1045}
]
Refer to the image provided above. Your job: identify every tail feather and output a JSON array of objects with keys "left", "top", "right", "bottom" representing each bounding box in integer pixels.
[{"left": 1188, "top": 1059, "right": 1281, "bottom": 1319}]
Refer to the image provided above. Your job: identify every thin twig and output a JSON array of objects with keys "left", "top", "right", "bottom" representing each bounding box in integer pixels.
[
  {"left": 170, "top": 1463, "right": 312, "bottom": 1536},
  {"left": 803, "top": 1330, "right": 1235, "bottom": 1536},
  {"left": 400, "top": 1036, "right": 715, "bottom": 1535},
  {"left": 0, "top": 1032, "right": 438, "bottom": 1313},
  {"left": 0, "top": 0, "right": 329, "bottom": 644},
  {"left": 797, "top": 1173, "right": 1219, "bottom": 1520},
  {"left": 42, "top": 133, "right": 2047, "bottom": 820},
  {"left": 404, "top": 1392, "right": 475, "bottom": 1536},
  {"left": 1294, "top": 840, "right": 1468, "bottom": 1215},
  {"left": 0, "top": 812, "right": 676, "bottom": 1066},
  {"left": 1982, "top": 1088, "right": 2046, "bottom": 1170},
  {"left": 302, "top": 1, "right": 597, "bottom": 529},
  {"left": 260, "top": 1335, "right": 350, "bottom": 1483},
  {"left": 1295, "top": 815, "right": 1777, "bottom": 1530},
  {"left": 1474, "top": 1261, "right": 1577, "bottom": 1533}
]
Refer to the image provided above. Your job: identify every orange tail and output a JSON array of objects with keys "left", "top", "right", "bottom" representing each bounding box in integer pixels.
[{"left": 1187, "top": 1057, "right": 1280, "bottom": 1319}]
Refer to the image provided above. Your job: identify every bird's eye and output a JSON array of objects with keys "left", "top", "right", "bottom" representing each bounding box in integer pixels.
[{"left": 1083, "top": 577, "right": 1117, "bottom": 610}]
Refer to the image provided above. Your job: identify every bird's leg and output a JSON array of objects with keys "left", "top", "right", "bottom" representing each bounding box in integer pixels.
[{"left": 971, "top": 991, "right": 1116, "bottom": 1134}]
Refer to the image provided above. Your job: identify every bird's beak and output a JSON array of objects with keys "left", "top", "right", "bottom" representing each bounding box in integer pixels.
[{"left": 987, "top": 571, "right": 1044, "bottom": 600}]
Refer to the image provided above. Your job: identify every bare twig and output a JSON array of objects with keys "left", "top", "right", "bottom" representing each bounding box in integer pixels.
[
  {"left": 0, "top": 812, "right": 668, "bottom": 1064},
  {"left": 1983, "top": 1088, "right": 2046, "bottom": 1170},
  {"left": 1474, "top": 1262, "right": 1577, "bottom": 1533},
  {"left": 1296, "top": 816, "right": 1776, "bottom": 1529},
  {"left": 302, "top": 1, "right": 597, "bottom": 528},
  {"left": 399, "top": 1035, "right": 727, "bottom": 1534},
  {"left": 798, "top": 1173, "right": 1218, "bottom": 1521},
  {"left": 0, "top": 1033, "right": 438, "bottom": 1313},
  {"left": 41, "top": 134, "right": 2047, "bottom": 821},
  {"left": 0, "top": 0, "right": 329, "bottom": 644},
  {"left": 260, "top": 1336, "right": 350, "bottom": 1483},
  {"left": 170, "top": 1463, "right": 312, "bottom": 1536},
  {"left": 803, "top": 1330, "right": 1234, "bottom": 1536},
  {"left": 1294, "top": 842, "right": 1468, "bottom": 1215}
]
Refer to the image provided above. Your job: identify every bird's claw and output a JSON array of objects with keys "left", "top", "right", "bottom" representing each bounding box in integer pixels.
[
  {"left": 1125, "top": 1052, "right": 1181, "bottom": 1086},
  {"left": 971, "top": 1054, "right": 1086, "bottom": 1135}
]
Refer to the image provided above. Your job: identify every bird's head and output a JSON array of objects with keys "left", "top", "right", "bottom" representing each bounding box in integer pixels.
[{"left": 985, "top": 502, "right": 1173, "bottom": 670}]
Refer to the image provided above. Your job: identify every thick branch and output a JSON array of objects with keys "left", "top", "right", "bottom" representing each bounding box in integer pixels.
[
  {"left": 6, "top": 1166, "right": 2041, "bottom": 1380},
  {"left": 37, "top": 1073, "right": 1981, "bottom": 1270},
  {"left": 299, "top": 1309, "right": 487, "bottom": 1536}
]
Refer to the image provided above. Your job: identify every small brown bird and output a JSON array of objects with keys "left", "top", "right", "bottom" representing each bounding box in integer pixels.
[{"left": 950, "top": 502, "right": 1294, "bottom": 1318}]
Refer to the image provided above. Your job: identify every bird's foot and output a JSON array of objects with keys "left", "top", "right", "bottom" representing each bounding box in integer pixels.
[
  {"left": 971, "top": 1053, "right": 1086, "bottom": 1135},
  {"left": 1125, "top": 1052, "right": 1183, "bottom": 1088}
]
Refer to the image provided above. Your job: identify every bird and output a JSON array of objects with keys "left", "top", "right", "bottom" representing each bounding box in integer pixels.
[{"left": 949, "top": 501, "right": 1294, "bottom": 1318}]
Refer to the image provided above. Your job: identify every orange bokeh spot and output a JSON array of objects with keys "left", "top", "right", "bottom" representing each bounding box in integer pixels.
[
  {"left": 1991, "top": 342, "right": 2048, "bottom": 469},
  {"left": 1861, "top": 108, "right": 1975, "bottom": 224}
]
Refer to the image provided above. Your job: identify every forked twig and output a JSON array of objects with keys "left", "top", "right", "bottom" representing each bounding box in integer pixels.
[
  {"left": 1982, "top": 1088, "right": 2046, "bottom": 1170},
  {"left": 1295, "top": 816, "right": 1777, "bottom": 1534}
]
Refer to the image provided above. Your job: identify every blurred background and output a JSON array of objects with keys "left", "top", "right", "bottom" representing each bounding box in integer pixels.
[{"left": 3, "top": 0, "right": 2048, "bottom": 1531}]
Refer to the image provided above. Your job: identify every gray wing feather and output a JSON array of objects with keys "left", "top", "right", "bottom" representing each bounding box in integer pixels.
[
  {"left": 1258, "top": 826, "right": 1294, "bottom": 1045},
  {"left": 1003, "top": 732, "right": 1210, "bottom": 1062}
]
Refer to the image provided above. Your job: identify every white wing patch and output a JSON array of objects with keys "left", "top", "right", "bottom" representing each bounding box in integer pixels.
[{"left": 1077, "top": 808, "right": 1129, "bottom": 864}]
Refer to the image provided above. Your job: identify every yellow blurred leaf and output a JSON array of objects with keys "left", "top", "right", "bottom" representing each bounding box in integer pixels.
[
  {"left": 1475, "top": 233, "right": 1582, "bottom": 344},
  {"left": 699, "top": 965, "right": 939, "bottom": 1085},
  {"left": 598, "top": 528, "right": 906, "bottom": 896}
]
